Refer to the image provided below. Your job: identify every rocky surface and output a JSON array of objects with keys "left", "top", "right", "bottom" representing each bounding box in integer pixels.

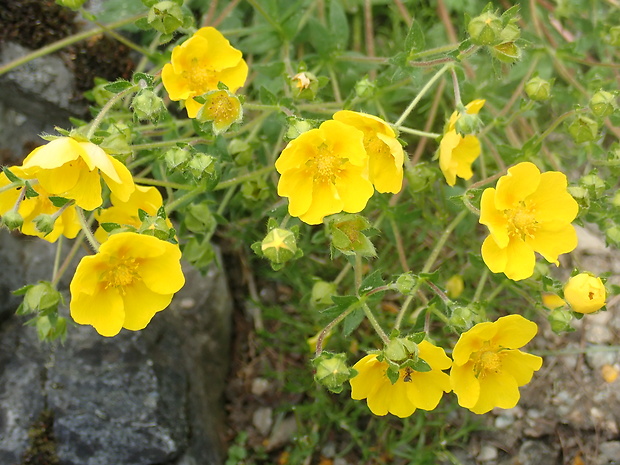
[{"left": 0, "top": 232, "right": 233, "bottom": 465}]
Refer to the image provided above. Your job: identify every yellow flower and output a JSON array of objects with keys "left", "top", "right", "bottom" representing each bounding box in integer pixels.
[
  {"left": 20, "top": 137, "right": 135, "bottom": 211},
  {"left": 350, "top": 341, "right": 452, "bottom": 418},
  {"left": 275, "top": 120, "right": 374, "bottom": 225},
  {"left": 541, "top": 293, "right": 566, "bottom": 310},
  {"left": 94, "top": 185, "right": 171, "bottom": 243},
  {"left": 196, "top": 89, "right": 243, "bottom": 134},
  {"left": 161, "top": 27, "right": 248, "bottom": 118},
  {"left": 479, "top": 162, "right": 578, "bottom": 281},
  {"left": 439, "top": 99, "right": 485, "bottom": 186},
  {"left": 0, "top": 166, "right": 81, "bottom": 242},
  {"left": 450, "top": 314, "right": 543, "bottom": 414},
  {"left": 333, "top": 110, "right": 404, "bottom": 194},
  {"left": 564, "top": 272, "right": 606, "bottom": 314},
  {"left": 70, "top": 232, "right": 185, "bottom": 337}
]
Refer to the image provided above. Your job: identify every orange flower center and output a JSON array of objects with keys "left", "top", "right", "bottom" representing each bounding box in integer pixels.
[
  {"left": 103, "top": 256, "right": 140, "bottom": 291},
  {"left": 473, "top": 346, "right": 503, "bottom": 378},
  {"left": 505, "top": 203, "right": 537, "bottom": 239},
  {"left": 310, "top": 144, "right": 343, "bottom": 183}
]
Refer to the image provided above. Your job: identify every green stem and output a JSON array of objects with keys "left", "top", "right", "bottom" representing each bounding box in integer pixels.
[
  {"left": 76, "top": 207, "right": 99, "bottom": 253},
  {"left": 422, "top": 209, "right": 468, "bottom": 274},
  {"left": 361, "top": 302, "right": 390, "bottom": 345},
  {"left": 396, "top": 126, "right": 441, "bottom": 138},
  {"left": 394, "top": 64, "right": 451, "bottom": 127},
  {"left": 473, "top": 268, "right": 489, "bottom": 302},
  {"left": 214, "top": 165, "right": 273, "bottom": 191},
  {"left": 165, "top": 186, "right": 206, "bottom": 214},
  {"left": 87, "top": 85, "right": 139, "bottom": 139},
  {"left": 216, "top": 185, "right": 237, "bottom": 216},
  {"left": 51, "top": 233, "right": 85, "bottom": 287},
  {"left": 315, "top": 306, "right": 356, "bottom": 356},
  {"left": 534, "top": 108, "right": 585, "bottom": 146},
  {"left": 131, "top": 138, "right": 207, "bottom": 151},
  {"left": 246, "top": 0, "right": 283, "bottom": 34},
  {"left": 52, "top": 236, "right": 63, "bottom": 285},
  {"left": 0, "top": 14, "right": 146, "bottom": 76}
]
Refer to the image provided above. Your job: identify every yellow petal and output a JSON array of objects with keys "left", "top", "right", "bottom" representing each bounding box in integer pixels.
[
  {"left": 502, "top": 236, "right": 536, "bottom": 281},
  {"left": 500, "top": 350, "right": 543, "bottom": 386},
  {"left": 350, "top": 355, "right": 384, "bottom": 400},
  {"left": 530, "top": 171, "right": 579, "bottom": 224},
  {"left": 494, "top": 162, "right": 540, "bottom": 210},
  {"left": 138, "top": 250, "right": 185, "bottom": 294},
  {"left": 21, "top": 137, "right": 81, "bottom": 170},
  {"left": 78, "top": 142, "right": 121, "bottom": 182},
  {"left": 211, "top": 59, "right": 249, "bottom": 93},
  {"left": 70, "top": 288, "right": 125, "bottom": 337},
  {"left": 63, "top": 167, "right": 103, "bottom": 211},
  {"left": 385, "top": 379, "right": 417, "bottom": 418},
  {"left": 335, "top": 167, "right": 374, "bottom": 214},
  {"left": 69, "top": 255, "right": 106, "bottom": 296},
  {"left": 481, "top": 235, "right": 509, "bottom": 274},
  {"left": 452, "top": 134, "right": 480, "bottom": 179},
  {"left": 195, "top": 27, "right": 245, "bottom": 70},
  {"left": 299, "top": 180, "right": 343, "bottom": 225},
  {"left": 491, "top": 314, "right": 539, "bottom": 349},
  {"left": 323, "top": 120, "right": 366, "bottom": 167},
  {"left": 161, "top": 62, "right": 192, "bottom": 101},
  {"left": 406, "top": 370, "right": 451, "bottom": 410},
  {"left": 34, "top": 160, "right": 81, "bottom": 195},
  {"left": 278, "top": 168, "right": 314, "bottom": 218},
  {"left": 450, "top": 362, "right": 480, "bottom": 409},
  {"left": 438, "top": 131, "right": 460, "bottom": 186},
  {"left": 372, "top": 132, "right": 404, "bottom": 194},
  {"left": 185, "top": 97, "right": 204, "bottom": 119},
  {"left": 526, "top": 224, "right": 577, "bottom": 265},
  {"left": 470, "top": 370, "right": 520, "bottom": 414},
  {"left": 101, "top": 156, "right": 135, "bottom": 204},
  {"left": 464, "top": 99, "right": 486, "bottom": 115},
  {"left": 452, "top": 321, "right": 496, "bottom": 365},
  {"left": 480, "top": 188, "right": 509, "bottom": 248},
  {"left": 121, "top": 279, "right": 174, "bottom": 330},
  {"left": 418, "top": 340, "right": 452, "bottom": 370}
]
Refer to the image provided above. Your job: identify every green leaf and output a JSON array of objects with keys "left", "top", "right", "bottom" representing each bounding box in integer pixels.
[
  {"left": 408, "top": 332, "right": 425, "bottom": 344},
  {"left": 137, "top": 208, "right": 149, "bottom": 222},
  {"left": 24, "top": 182, "right": 39, "bottom": 199},
  {"left": 405, "top": 19, "right": 425, "bottom": 55},
  {"left": 3, "top": 167, "right": 20, "bottom": 183},
  {"left": 48, "top": 196, "right": 71, "bottom": 208},
  {"left": 133, "top": 72, "right": 154, "bottom": 86},
  {"left": 101, "top": 222, "right": 121, "bottom": 232},
  {"left": 411, "top": 358, "right": 431, "bottom": 372},
  {"left": 103, "top": 80, "right": 134, "bottom": 94},
  {"left": 331, "top": 295, "right": 359, "bottom": 311},
  {"left": 258, "top": 85, "right": 278, "bottom": 105},
  {"left": 358, "top": 270, "right": 385, "bottom": 295},
  {"left": 343, "top": 307, "right": 365, "bottom": 336},
  {"left": 329, "top": 0, "right": 349, "bottom": 50}
]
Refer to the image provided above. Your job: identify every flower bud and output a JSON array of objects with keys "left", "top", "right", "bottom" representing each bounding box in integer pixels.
[
  {"left": 525, "top": 76, "right": 552, "bottom": 101},
  {"left": 55, "top": 0, "right": 87, "bottom": 9},
  {"left": 2, "top": 210, "right": 23, "bottom": 230},
  {"left": 608, "top": 25, "right": 620, "bottom": 47},
  {"left": 328, "top": 213, "right": 376, "bottom": 257},
  {"left": 548, "top": 308, "right": 573, "bottom": 333},
  {"left": 147, "top": 1, "right": 184, "bottom": 34},
  {"left": 188, "top": 153, "right": 218, "bottom": 185},
  {"left": 33, "top": 214, "right": 56, "bottom": 236},
  {"left": 605, "top": 225, "right": 620, "bottom": 247},
  {"left": 312, "top": 352, "right": 353, "bottom": 394},
  {"left": 489, "top": 42, "right": 522, "bottom": 64},
  {"left": 589, "top": 90, "right": 616, "bottom": 118},
  {"left": 405, "top": 162, "right": 437, "bottom": 194},
  {"left": 16, "top": 281, "right": 62, "bottom": 315},
  {"left": 285, "top": 117, "right": 314, "bottom": 140},
  {"left": 291, "top": 72, "right": 319, "bottom": 100},
  {"left": 564, "top": 272, "right": 606, "bottom": 314},
  {"left": 499, "top": 23, "right": 521, "bottom": 42},
  {"left": 446, "top": 275, "right": 464, "bottom": 299},
  {"left": 164, "top": 147, "right": 190, "bottom": 170},
  {"left": 448, "top": 305, "right": 474, "bottom": 331},
  {"left": 311, "top": 280, "right": 337, "bottom": 307},
  {"left": 384, "top": 337, "right": 418, "bottom": 365},
  {"left": 132, "top": 89, "right": 166, "bottom": 121},
  {"left": 355, "top": 77, "right": 376, "bottom": 99},
  {"left": 467, "top": 11, "right": 503, "bottom": 45},
  {"left": 568, "top": 115, "right": 599, "bottom": 143},
  {"left": 394, "top": 272, "right": 417, "bottom": 295},
  {"left": 261, "top": 228, "right": 297, "bottom": 264},
  {"left": 580, "top": 173, "right": 606, "bottom": 198},
  {"left": 454, "top": 105, "right": 484, "bottom": 136}
]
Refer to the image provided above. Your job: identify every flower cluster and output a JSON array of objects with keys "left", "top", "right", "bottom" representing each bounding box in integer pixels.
[
  {"left": 479, "top": 162, "right": 579, "bottom": 281},
  {"left": 275, "top": 111, "right": 404, "bottom": 225},
  {"left": 162, "top": 27, "right": 248, "bottom": 120},
  {"left": 1, "top": 135, "right": 184, "bottom": 337},
  {"left": 350, "top": 315, "right": 542, "bottom": 416}
]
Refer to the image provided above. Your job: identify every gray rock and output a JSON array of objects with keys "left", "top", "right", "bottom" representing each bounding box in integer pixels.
[
  {"left": 518, "top": 440, "right": 558, "bottom": 465},
  {"left": 597, "top": 441, "right": 620, "bottom": 465}
]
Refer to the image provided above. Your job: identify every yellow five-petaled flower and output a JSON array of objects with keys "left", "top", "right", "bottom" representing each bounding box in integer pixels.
[
  {"left": 450, "top": 314, "right": 543, "bottom": 414},
  {"left": 350, "top": 341, "right": 452, "bottom": 418},
  {"left": 479, "top": 162, "right": 578, "bottom": 281},
  {"left": 70, "top": 232, "right": 185, "bottom": 337}
]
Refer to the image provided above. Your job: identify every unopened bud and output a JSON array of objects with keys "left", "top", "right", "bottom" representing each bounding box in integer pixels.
[
  {"left": 33, "top": 214, "right": 56, "bottom": 236},
  {"left": 147, "top": 1, "right": 184, "bottom": 34},
  {"left": 489, "top": 41, "right": 522, "bottom": 64},
  {"left": 312, "top": 352, "right": 353, "bottom": 394},
  {"left": 568, "top": 115, "right": 599, "bottom": 143},
  {"left": 164, "top": 147, "right": 190, "bottom": 170},
  {"left": 548, "top": 308, "right": 573, "bottom": 333},
  {"left": 355, "top": 77, "right": 375, "bottom": 99},
  {"left": 2, "top": 210, "right": 23, "bottom": 230},
  {"left": 261, "top": 228, "right": 297, "bottom": 264},
  {"left": 394, "top": 273, "right": 417, "bottom": 295},
  {"left": 311, "top": 280, "right": 337, "bottom": 307},
  {"left": 525, "top": 76, "right": 552, "bottom": 101},
  {"left": 499, "top": 23, "right": 521, "bottom": 42},
  {"left": 405, "top": 162, "right": 437, "bottom": 193},
  {"left": 291, "top": 72, "right": 319, "bottom": 100},
  {"left": 468, "top": 11, "right": 503, "bottom": 45},
  {"left": 580, "top": 173, "right": 606, "bottom": 198},
  {"left": 384, "top": 337, "right": 418, "bottom": 365},
  {"left": 132, "top": 89, "right": 165, "bottom": 121},
  {"left": 589, "top": 90, "right": 616, "bottom": 118},
  {"left": 564, "top": 272, "right": 606, "bottom": 314},
  {"left": 454, "top": 108, "right": 484, "bottom": 136},
  {"left": 188, "top": 153, "right": 218, "bottom": 184}
]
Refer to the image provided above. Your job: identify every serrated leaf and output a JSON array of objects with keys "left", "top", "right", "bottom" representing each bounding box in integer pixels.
[
  {"left": 342, "top": 307, "right": 365, "bottom": 336},
  {"left": 48, "top": 196, "right": 71, "bottom": 208},
  {"left": 329, "top": 0, "right": 349, "bottom": 50},
  {"left": 133, "top": 72, "right": 154, "bottom": 86},
  {"left": 405, "top": 19, "right": 425, "bottom": 55},
  {"left": 24, "top": 182, "right": 39, "bottom": 199},
  {"left": 258, "top": 86, "right": 278, "bottom": 105},
  {"left": 330, "top": 295, "right": 359, "bottom": 311},
  {"left": 358, "top": 270, "right": 385, "bottom": 295},
  {"left": 104, "top": 80, "right": 133, "bottom": 93},
  {"left": 412, "top": 359, "right": 431, "bottom": 372}
]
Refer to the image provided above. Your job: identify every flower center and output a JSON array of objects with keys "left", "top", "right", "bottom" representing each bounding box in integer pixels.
[
  {"left": 103, "top": 257, "right": 140, "bottom": 291},
  {"left": 473, "top": 346, "right": 503, "bottom": 378},
  {"left": 204, "top": 92, "right": 237, "bottom": 123},
  {"left": 310, "top": 144, "right": 343, "bottom": 183},
  {"left": 184, "top": 60, "right": 218, "bottom": 93},
  {"left": 505, "top": 203, "right": 537, "bottom": 239}
]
